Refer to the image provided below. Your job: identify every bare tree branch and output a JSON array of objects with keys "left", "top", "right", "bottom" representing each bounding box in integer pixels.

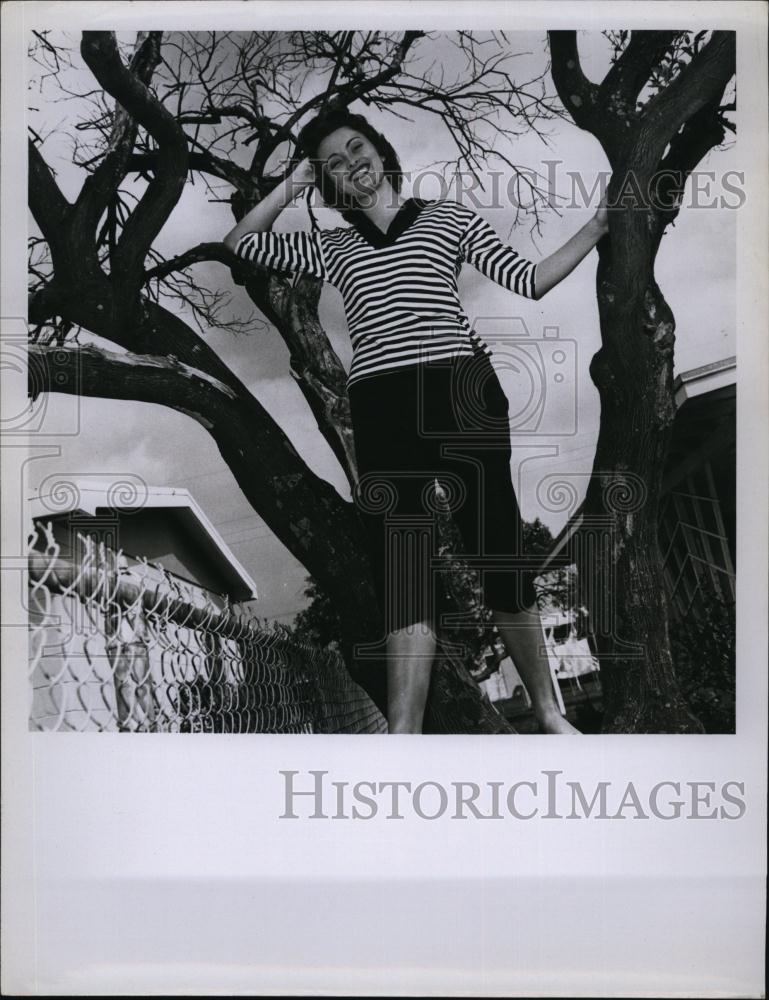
[
  {"left": 79, "top": 31, "right": 189, "bottom": 300},
  {"left": 127, "top": 148, "right": 255, "bottom": 193},
  {"left": 142, "top": 240, "right": 239, "bottom": 281}
]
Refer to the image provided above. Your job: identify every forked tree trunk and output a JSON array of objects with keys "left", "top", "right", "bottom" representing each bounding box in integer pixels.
[{"left": 576, "top": 233, "right": 704, "bottom": 732}]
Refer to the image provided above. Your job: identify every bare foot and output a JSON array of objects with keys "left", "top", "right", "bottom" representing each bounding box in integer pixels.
[{"left": 536, "top": 710, "right": 582, "bottom": 734}]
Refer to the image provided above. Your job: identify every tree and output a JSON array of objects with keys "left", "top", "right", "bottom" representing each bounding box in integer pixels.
[
  {"left": 27, "top": 29, "right": 559, "bottom": 733},
  {"left": 547, "top": 30, "right": 736, "bottom": 731},
  {"left": 291, "top": 577, "right": 343, "bottom": 654}
]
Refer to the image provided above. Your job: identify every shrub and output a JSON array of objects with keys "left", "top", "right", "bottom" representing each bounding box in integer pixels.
[{"left": 668, "top": 578, "right": 736, "bottom": 733}]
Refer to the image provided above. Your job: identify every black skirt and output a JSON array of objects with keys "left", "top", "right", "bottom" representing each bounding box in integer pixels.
[{"left": 349, "top": 350, "right": 538, "bottom": 633}]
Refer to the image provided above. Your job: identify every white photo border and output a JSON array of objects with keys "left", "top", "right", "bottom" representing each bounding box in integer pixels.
[{"left": 2, "top": 2, "right": 767, "bottom": 996}]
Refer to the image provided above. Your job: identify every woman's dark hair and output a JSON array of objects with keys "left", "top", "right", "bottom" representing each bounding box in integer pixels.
[{"left": 296, "top": 108, "right": 403, "bottom": 224}]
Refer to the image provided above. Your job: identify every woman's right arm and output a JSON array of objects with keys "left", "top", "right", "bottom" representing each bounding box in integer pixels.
[
  {"left": 222, "top": 159, "right": 316, "bottom": 253},
  {"left": 223, "top": 159, "right": 329, "bottom": 281}
]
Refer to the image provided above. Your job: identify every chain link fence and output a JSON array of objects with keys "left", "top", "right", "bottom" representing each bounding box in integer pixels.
[{"left": 27, "top": 521, "right": 387, "bottom": 734}]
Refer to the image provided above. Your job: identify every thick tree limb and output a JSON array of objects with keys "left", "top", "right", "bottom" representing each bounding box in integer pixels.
[
  {"left": 640, "top": 31, "right": 735, "bottom": 148},
  {"left": 29, "top": 341, "right": 236, "bottom": 422},
  {"left": 143, "top": 245, "right": 358, "bottom": 487},
  {"left": 70, "top": 32, "right": 163, "bottom": 267},
  {"left": 80, "top": 31, "right": 189, "bottom": 299},
  {"left": 27, "top": 247, "right": 352, "bottom": 486},
  {"left": 128, "top": 149, "right": 256, "bottom": 194},
  {"left": 548, "top": 31, "right": 605, "bottom": 137},
  {"left": 27, "top": 267, "right": 259, "bottom": 404},
  {"left": 653, "top": 97, "right": 727, "bottom": 236},
  {"left": 29, "top": 341, "right": 353, "bottom": 532},
  {"left": 28, "top": 140, "right": 72, "bottom": 269},
  {"left": 597, "top": 31, "right": 680, "bottom": 110},
  {"left": 143, "top": 241, "right": 240, "bottom": 281}
]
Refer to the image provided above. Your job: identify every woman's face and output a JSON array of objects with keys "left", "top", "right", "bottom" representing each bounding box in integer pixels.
[{"left": 316, "top": 127, "right": 386, "bottom": 205}]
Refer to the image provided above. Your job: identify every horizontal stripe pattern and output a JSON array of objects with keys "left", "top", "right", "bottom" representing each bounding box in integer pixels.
[
  {"left": 458, "top": 211, "right": 537, "bottom": 299},
  {"left": 235, "top": 229, "right": 327, "bottom": 280},
  {"left": 234, "top": 200, "right": 538, "bottom": 389}
]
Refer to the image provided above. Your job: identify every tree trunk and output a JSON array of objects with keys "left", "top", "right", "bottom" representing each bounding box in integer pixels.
[
  {"left": 424, "top": 643, "right": 517, "bottom": 734},
  {"left": 578, "top": 234, "right": 704, "bottom": 733}
]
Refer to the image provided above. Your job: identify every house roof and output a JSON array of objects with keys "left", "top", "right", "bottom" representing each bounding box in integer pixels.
[
  {"left": 537, "top": 356, "right": 737, "bottom": 575},
  {"left": 673, "top": 355, "right": 736, "bottom": 407},
  {"left": 26, "top": 478, "right": 258, "bottom": 602}
]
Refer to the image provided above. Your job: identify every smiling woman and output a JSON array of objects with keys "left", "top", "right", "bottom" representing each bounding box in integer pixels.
[
  {"left": 223, "top": 108, "right": 607, "bottom": 734},
  {"left": 298, "top": 109, "right": 405, "bottom": 217},
  {"left": 322, "top": 130, "right": 378, "bottom": 187}
]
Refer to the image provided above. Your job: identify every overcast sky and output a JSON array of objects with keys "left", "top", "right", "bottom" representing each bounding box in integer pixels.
[{"left": 28, "top": 30, "right": 737, "bottom": 622}]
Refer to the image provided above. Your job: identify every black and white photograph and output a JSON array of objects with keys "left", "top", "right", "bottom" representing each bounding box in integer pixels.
[
  {"left": 2, "top": 1, "right": 767, "bottom": 995},
  {"left": 20, "top": 19, "right": 740, "bottom": 737}
]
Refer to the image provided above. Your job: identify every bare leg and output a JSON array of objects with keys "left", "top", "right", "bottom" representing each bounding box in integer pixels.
[
  {"left": 491, "top": 602, "right": 581, "bottom": 734},
  {"left": 387, "top": 620, "right": 437, "bottom": 733}
]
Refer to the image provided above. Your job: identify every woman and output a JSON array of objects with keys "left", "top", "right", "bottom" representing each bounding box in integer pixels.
[{"left": 223, "top": 109, "right": 608, "bottom": 734}]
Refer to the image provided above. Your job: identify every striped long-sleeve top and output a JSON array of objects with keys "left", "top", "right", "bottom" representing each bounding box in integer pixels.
[{"left": 234, "top": 197, "right": 538, "bottom": 389}]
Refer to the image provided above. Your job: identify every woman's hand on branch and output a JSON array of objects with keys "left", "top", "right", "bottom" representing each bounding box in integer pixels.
[
  {"left": 533, "top": 193, "right": 609, "bottom": 300},
  {"left": 592, "top": 190, "right": 610, "bottom": 237}
]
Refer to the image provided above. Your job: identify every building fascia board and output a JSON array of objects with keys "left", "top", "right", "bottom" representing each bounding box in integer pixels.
[{"left": 26, "top": 479, "right": 258, "bottom": 601}]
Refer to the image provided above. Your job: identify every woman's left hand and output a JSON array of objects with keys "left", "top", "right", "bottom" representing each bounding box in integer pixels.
[
  {"left": 593, "top": 190, "right": 610, "bottom": 236},
  {"left": 536, "top": 186, "right": 611, "bottom": 297}
]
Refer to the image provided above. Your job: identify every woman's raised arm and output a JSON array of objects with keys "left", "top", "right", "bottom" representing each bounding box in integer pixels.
[
  {"left": 223, "top": 158, "right": 329, "bottom": 281},
  {"left": 222, "top": 158, "right": 316, "bottom": 253}
]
